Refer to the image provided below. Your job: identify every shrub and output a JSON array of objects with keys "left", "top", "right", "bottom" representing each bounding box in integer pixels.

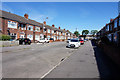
[{"left": 0, "top": 34, "right": 11, "bottom": 41}]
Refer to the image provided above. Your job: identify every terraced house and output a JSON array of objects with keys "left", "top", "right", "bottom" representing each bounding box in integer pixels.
[
  {"left": 0, "top": 10, "right": 74, "bottom": 42},
  {"left": 97, "top": 15, "right": 120, "bottom": 47}
]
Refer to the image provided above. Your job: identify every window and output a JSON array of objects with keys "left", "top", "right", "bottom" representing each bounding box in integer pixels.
[
  {"left": 119, "top": 18, "right": 120, "bottom": 26},
  {"left": 35, "top": 27, "right": 40, "bottom": 32},
  {"left": 47, "top": 35, "right": 50, "bottom": 39},
  {"left": 27, "top": 34, "right": 33, "bottom": 40},
  {"left": 52, "top": 30, "right": 54, "bottom": 34},
  {"left": 56, "top": 31, "right": 58, "bottom": 34},
  {"left": 21, "top": 24, "right": 26, "bottom": 30},
  {"left": 44, "top": 28, "right": 47, "bottom": 32},
  {"left": 113, "top": 32, "right": 118, "bottom": 42},
  {"left": 114, "top": 19, "right": 117, "bottom": 28},
  {"left": 109, "top": 24, "right": 112, "bottom": 31},
  {"left": 27, "top": 25, "right": 33, "bottom": 31},
  {"left": 59, "top": 32, "right": 61, "bottom": 35},
  {"left": 35, "top": 35, "right": 40, "bottom": 40},
  {"left": 48, "top": 29, "right": 50, "bottom": 33},
  {"left": 8, "top": 21, "right": 17, "bottom": 29},
  {"left": 106, "top": 25, "right": 109, "bottom": 31},
  {"left": 107, "top": 34, "right": 112, "bottom": 42}
]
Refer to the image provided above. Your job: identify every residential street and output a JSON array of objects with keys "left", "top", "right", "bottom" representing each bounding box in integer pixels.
[
  {"left": 2, "top": 41, "right": 120, "bottom": 79},
  {"left": 2, "top": 42, "right": 77, "bottom": 78},
  {"left": 44, "top": 41, "right": 99, "bottom": 78}
]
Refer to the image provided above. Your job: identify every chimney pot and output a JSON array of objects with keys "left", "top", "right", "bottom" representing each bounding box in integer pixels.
[
  {"left": 59, "top": 27, "right": 60, "bottom": 29},
  {"left": 43, "top": 21, "right": 46, "bottom": 25},
  {"left": 24, "top": 14, "right": 28, "bottom": 19},
  {"left": 52, "top": 24, "right": 55, "bottom": 27},
  {"left": 110, "top": 19, "right": 113, "bottom": 22}
]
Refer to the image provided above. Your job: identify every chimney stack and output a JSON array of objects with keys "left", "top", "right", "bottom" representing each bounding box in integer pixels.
[
  {"left": 64, "top": 29, "right": 65, "bottom": 30},
  {"left": 110, "top": 19, "right": 113, "bottom": 22},
  {"left": 24, "top": 14, "right": 28, "bottom": 19},
  {"left": 52, "top": 24, "right": 55, "bottom": 27},
  {"left": 43, "top": 21, "right": 46, "bottom": 25},
  {"left": 59, "top": 27, "right": 60, "bottom": 29}
]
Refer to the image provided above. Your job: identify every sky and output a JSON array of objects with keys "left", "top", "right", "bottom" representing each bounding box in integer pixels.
[{"left": 1, "top": 2, "right": 118, "bottom": 34}]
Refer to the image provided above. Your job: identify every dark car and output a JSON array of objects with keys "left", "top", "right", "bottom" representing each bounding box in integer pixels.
[
  {"left": 17, "top": 38, "right": 31, "bottom": 45},
  {"left": 49, "top": 38, "right": 54, "bottom": 41}
]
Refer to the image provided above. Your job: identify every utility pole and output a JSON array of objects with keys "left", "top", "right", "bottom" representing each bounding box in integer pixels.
[{"left": 76, "top": 28, "right": 77, "bottom": 31}]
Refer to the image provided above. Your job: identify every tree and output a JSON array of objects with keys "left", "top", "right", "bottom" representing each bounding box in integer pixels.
[
  {"left": 90, "top": 30, "right": 98, "bottom": 36},
  {"left": 74, "top": 31, "right": 80, "bottom": 37},
  {"left": 82, "top": 30, "right": 89, "bottom": 39}
]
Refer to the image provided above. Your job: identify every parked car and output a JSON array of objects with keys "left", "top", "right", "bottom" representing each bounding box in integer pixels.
[
  {"left": 66, "top": 39, "right": 80, "bottom": 48},
  {"left": 66, "top": 39, "right": 71, "bottom": 43},
  {"left": 38, "top": 38, "right": 49, "bottom": 43},
  {"left": 17, "top": 38, "right": 31, "bottom": 45},
  {"left": 79, "top": 39, "right": 84, "bottom": 45},
  {"left": 49, "top": 38, "right": 54, "bottom": 42}
]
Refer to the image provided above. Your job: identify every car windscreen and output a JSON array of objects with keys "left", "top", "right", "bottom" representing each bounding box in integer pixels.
[
  {"left": 71, "top": 40, "right": 79, "bottom": 42},
  {"left": 79, "top": 40, "right": 83, "bottom": 41}
]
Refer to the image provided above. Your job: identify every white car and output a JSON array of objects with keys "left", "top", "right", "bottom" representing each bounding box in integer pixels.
[
  {"left": 66, "top": 39, "right": 71, "bottom": 43},
  {"left": 38, "top": 38, "right": 49, "bottom": 43},
  {"left": 66, "top": 39, "right": 80, "bottom": 48}
]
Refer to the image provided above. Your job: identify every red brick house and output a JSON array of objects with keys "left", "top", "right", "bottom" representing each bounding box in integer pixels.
[{"left": 0, "top": 10, "right": 74, "bottom": 42}]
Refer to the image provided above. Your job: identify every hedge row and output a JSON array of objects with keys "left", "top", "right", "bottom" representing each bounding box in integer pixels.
[{"left": 0, "top": 35, "right": 11, "bottom": 41}]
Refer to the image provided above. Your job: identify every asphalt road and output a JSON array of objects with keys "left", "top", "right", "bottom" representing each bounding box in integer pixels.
[
  {"left": 2, "top": 42, "right": 77, "bottom": 78},
  {"left": 44, "top": 41, "right": 99, "bottom": 78},
  {"left": 3, "top": 41, "right": 119, "bottom": 79}
]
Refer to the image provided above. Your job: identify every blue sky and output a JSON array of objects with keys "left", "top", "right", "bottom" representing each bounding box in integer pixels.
[{"left": 2, "top": 2, "right": 118, "bottom": 34}]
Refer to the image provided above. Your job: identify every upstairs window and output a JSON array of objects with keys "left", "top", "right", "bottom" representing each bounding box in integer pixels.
[
  {"left": 27, "top": 25, "right": 33, "bottom": 31},
  {"left": 35, "top": 27, "right": 40, "bottom": 32},
  {"left": 114, "top": 19, "right": 117, "bottom": 28},
  {"left": 106, "top": 25, "right": 109, "bottom": 31},
  {"left": 52, "top": 30, "right": 54, "bottom": 34},
  {"left": 119, "top": 18, "right": 120, "bottom": 26},
  {"left": 48, "top": 29, "right": 50, "bottom": 33},
  {"left": 8, "top": 20, "right": 17, "bottom": 29},
  {"left": 109, "top": 24, "right": 113, "bottom": 31}
]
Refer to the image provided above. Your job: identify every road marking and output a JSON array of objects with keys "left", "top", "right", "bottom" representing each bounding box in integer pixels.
[{"left": 41, "top": 49, "right": 76, "bottom": 79}]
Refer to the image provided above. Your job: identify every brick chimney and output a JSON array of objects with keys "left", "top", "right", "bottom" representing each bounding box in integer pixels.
[
  {"left": 64, "top": 29, "right": 65, "bottom": 30},
  {"left": 52, "top": 24, "right": 55, "bottom": 27},
  {"left": 59, "top": 27, "right": 60, "bottom": 29},
  {"left": 24, "top": 14, "right": 28, "bottom": 19},
  {"left": 110, "top": 19, "right": 113, "bottom": 22},
  {"left": 43, "top": 21, "right": 46, "bottom": 25}
]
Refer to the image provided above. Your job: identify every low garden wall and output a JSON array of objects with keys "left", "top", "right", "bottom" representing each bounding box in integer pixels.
[{"left": 0, "top": 41, "right": 19, "bottom": 47}]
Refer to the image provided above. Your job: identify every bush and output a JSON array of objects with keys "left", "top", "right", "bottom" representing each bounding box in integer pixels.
[{"left": 0, "top": 34, "right": 11, "bottom": 41}]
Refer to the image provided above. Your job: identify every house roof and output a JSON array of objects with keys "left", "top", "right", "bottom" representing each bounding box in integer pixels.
[
  {"left": 0, "top": 10, "right": 73, "bottom": 34},
  {"left": 0, "top": 10, "right": 43, "bottom": 27}
]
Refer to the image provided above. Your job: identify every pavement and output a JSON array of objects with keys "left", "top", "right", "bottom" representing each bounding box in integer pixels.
[{"left": 43, "top": 41, "right": 99, "bottom": 78}]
